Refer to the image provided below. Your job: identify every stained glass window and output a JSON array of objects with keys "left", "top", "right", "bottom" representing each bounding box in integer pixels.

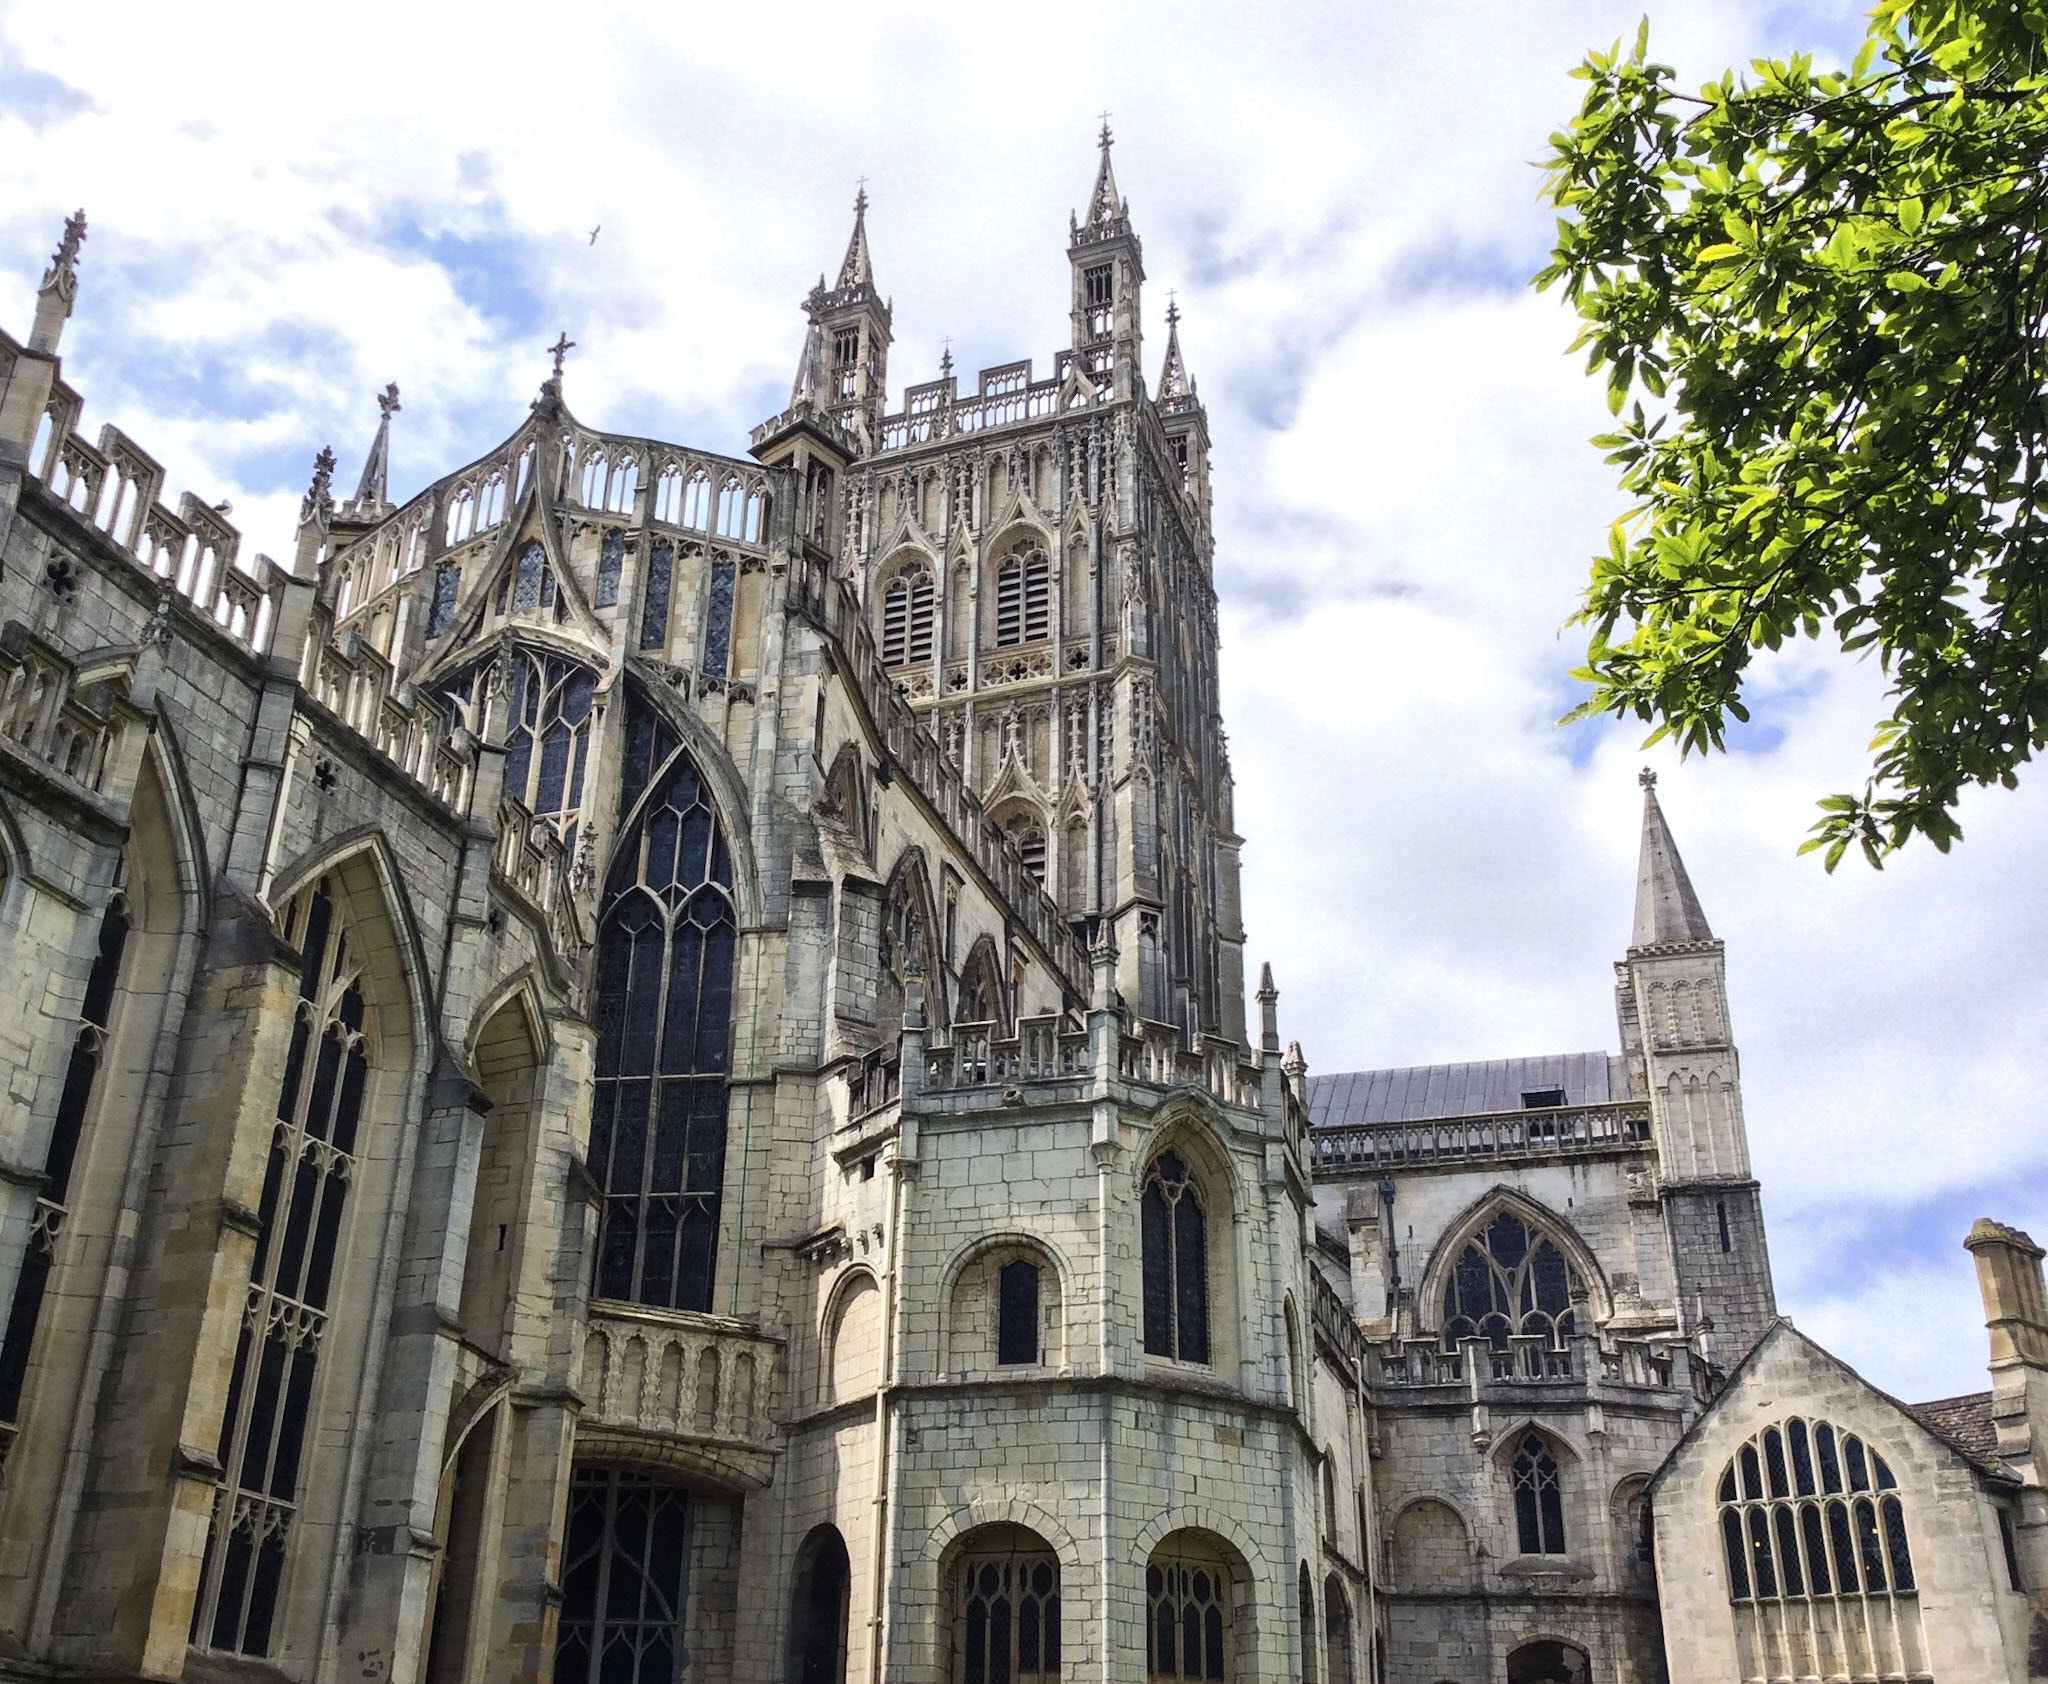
[
  {"left": 1141, "top": 1152, "right": 1208, "bottom": 1365},
  {"left": 1145, "top": 1538, "right": 1229, "bottom": 1682},
  {"left": 596, "top": 530, "right": 624, "bottom": 608},
  {"left": 500, "top": 651, "right": 596, "bottom": 849},
  {"left": 997, "top": 1259, "right": 1040, "bottom": 1365},
  {"left": 590, "top": 691, "right": 736, "bottom": 1312},
  {"left": 554, "top": 1467, "right": 690, "bottom": 1684},
  {"left": 428, "top": 561, "right": 461, "bottom": 638},
  {"left": 955, "top": 1530, "right": 1060, "bottom": 1684},
  {"left": 194, "top": 876, "right": 373, "bottom": 1655},
  {"left": 1440, "top": 1210, "right": 1579, "bottom": 1351}
]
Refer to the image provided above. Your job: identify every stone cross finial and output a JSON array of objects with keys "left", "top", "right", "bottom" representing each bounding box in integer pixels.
[
  {"left": 310, "top": 446, "right": 335, "bottom": 498},
  {"left": 52, "top": 209, "right": 86, "bottom": 275},
  {"left": 1638, "top": 766, "right": 1657, "bottom": 790},
  {"left": 377, "top": 382, "right": 401, "bottom": 419},
  {"left": 1098, "top": 111, "right": 1113, "bottom": 149},
  {"left": 549, "top": 332, "right": 575, "bottom": 378},
  {"left": 30, "top": 208, "right": 87, "bottom": 351}
]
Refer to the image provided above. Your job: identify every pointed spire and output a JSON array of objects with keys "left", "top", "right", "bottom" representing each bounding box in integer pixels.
[
  {"left": 1632, "top": 768, "right": 1715, "bottom": 948},
  {"left": 790, "top": 318, "right": 829, "bottom": 409},
  {"left": 837, "top": 184, "right": 873, "bottom": 289},
  {"left": 1256, "top": 961, "right": 1279, "bottom": 1053},
  {"left": 1083, "top": 117, "right": 1125, "bottom": 231},
  {"left": 348, "top": 383, "right": 400, "bottom": 515},
  {"left": 1159, "top": 293, "right": 1193, "bottom": 398},
  {"left": 29, "top": 209, "right": 86, "bottom": 354}
]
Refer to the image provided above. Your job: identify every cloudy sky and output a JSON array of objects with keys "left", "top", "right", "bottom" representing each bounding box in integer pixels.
[{"left": 4, "top": 0, "right": 2040, "bottom": 1403}]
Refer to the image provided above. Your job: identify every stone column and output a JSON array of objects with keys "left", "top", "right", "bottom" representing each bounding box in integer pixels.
[{"left": 52, "top": 889, "right": 303, "bottom": 1677}]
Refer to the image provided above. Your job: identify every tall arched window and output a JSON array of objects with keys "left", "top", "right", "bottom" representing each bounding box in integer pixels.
[
  {"left": 194, "top": 876, "right": 375, "bottom": 1655},
  {"left": 993, "top": 550, "right": 1050, "bottom": 647},
  {"left": 1146, "top": 1533, "right": 1232, "bottom": 1681},
  {"left": 1322, "top": 1576, "right": 1354, "bottom": 1684},
  {"left": 881, "top": 568, "right": 936, "bottom": 666},
  {"left": 639, "top": 540, "right": 673, "bottom": 650},
  {"left": 501, "top": 650, "right": 596, "bottom": 849},
  {"left": 590, "top": 693, "right": 737, "bottom": 1312},
  {"left": 1141, "top": 1151, "right": 1209, "bottom": 1364},
  {"left": 788, "top": 1524, "right": 851, "bottom": 1684},
  {"left": 952, "top": 1525, "right": 1060, "bottom": 1684},
  {"left": 1510, "top": 1433, "right": 1567, "bottom": 1555},
  {"left": 0, "top": 884, "right": 129, "bottom": 1464},
  {"left": 596, "top": 529, "right": 625, "bottom": 608},
  {"left": 555, "top": 1466, "right": 690, "bottom": 1684},
  {"left": 702, "top": 557, "right": 737, "bottom": 677},
  {"left": 1441, "top": 1210, "right": 1580, "bottom": 1350},
  {"left": 428, "top": 560, "right": 461, "bottom": 638},
  {"left": 1297, "top": 1564, "right": 1318, "bottom": 1684},
  {"left": 1718, "top": 1418, "right": 1921, "bottom": 1682}
]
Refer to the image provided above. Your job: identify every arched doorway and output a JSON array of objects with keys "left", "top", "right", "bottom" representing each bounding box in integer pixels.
[
  {"left": 1506, "top": 1639, "right": 1590, "bottom": 1684},
  {"left": 788, "top": 1524, "right": 851, "bottom": 1684}
]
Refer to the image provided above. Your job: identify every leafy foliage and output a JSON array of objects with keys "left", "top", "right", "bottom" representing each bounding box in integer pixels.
[{"left": 1538, "top": 2, "right": 2048, "bottom": 867}]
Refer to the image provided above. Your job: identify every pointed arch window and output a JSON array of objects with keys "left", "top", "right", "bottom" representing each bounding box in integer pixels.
[
  {"left": 0, "top": 885, "right": 130, "bottom": 1466},
  {"left": 502, "top": 650, "right": 596, "bottom": 845},
  {"left": 881, "top": 568, "right": 935, "bottom": 667},
  {"left": 496, "top": 539, "right": 560, "bottom": 617},
  {"left": 1717, "top": 1418, "right": 1921, "bottom": 1680},
  {"left": 953, "top": 1527, "right": 1060, "bottom": 1684},
  {"left": 590, "top": 690, "right": 737, "bottom": 1312},
  {"left": 1146, "top": 1535, "right": 1231, "bottom": 1682},
  {"left": 1441, "top": 1210, "right": 1580, "bottom": 1351},
  {"left": 681, "top": 471, "right": 712, "bottom": 531},
  {"left": 654, "top": 465, "right": 686, "bottom": 526},
  {"left": 994, "top": 550, "right": 1051, "bottom": 647},
  {"left": 1141, "top": 1151, "right": 1209, "bottom": 1364},
  {"left": 194, "top": 877, "right": 374, "bottom": 1655},
  {"left": 715, "top": 477, "right": 747, "bottom": 539},
  {"left": 1510, "top": 1433, "right": 1566, "bottom": 1555},
  {"left": 702, "top": 557, "right": 736, "bottom": 677}
]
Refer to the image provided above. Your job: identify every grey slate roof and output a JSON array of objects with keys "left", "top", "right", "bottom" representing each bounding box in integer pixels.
[
  {"left": 1908, "top": 1392, "right": 1999, "bottom": 1462},
  {"left": 1306, "top": 1051, "right": 1624, "bottom": 1128}
]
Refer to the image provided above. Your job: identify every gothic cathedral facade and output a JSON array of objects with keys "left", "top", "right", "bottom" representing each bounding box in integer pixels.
[{"left": 0, "top": 141, "right": 2040, "bottom": 1684}]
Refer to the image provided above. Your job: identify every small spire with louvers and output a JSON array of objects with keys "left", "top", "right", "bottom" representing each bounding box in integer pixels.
[
  {"left": 1631, "top": 768, "right": 1715, "bottom": 948},
  {"left": 1158, "top": 293, "right": 1193, "bottom": 398},
  {"left": 345, "top": 383, "right": 400, "bottom": 518},
  {"left": 837, "top": 185, "right": 873, "bottom": 289}
]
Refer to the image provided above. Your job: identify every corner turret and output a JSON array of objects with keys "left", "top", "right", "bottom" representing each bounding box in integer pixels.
[
  {"left": 1068, "top": 124, "right": 1145, "bottom": 402},
  {"left": 798, "top": 188, "right": 892, "bottom": 453}
]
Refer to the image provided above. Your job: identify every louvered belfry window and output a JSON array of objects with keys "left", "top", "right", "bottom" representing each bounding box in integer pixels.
[
  {"left": 994, "top": 551, "right": 1049, "bottom": 647},
  {"left": 590, "top": 689, "right": 738, "bottom": 1312},
  {"left": 881, "top": 569, "right": 935, "bottom": 666},
  {"left": 194, "top": 876, "right": 371, "bottom": 1655}
]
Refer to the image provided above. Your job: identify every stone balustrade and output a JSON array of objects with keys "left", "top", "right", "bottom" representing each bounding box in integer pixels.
[{"left": 1309, "top": 1101, "right": 1653, "bottom": 1174}]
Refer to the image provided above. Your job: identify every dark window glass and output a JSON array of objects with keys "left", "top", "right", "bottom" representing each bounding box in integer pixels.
[
  {"left": 703, "top": 558, "right": 736, "bottom": 677},
  {"left": 1722, "top": 1509, "right": 1750, "bottom": 1599},
  {"left": 554, "top": 1467, "right": 691, "bottom": 1684},
  {"left": 512, "top": 540, "right": 548, "bottom": 611},
  {"left": 789, "top": 1527, "right": 850, "bottom": 1684},
  {"left": 195, "top": 877, "right": 372, "bottom": 1655},
  {"left": 428, "top": 560, "right": 460, "bottom": 637},
  {"left": 592, "top": 691, "right": 736, "bottom": 1312},
  {"left": 1441, "top": 1210, "right": 1580, "bottom": 1352},
  {"left": 1140, "top": 1152, "right": 1208, "bottom": 1364},
  {"left": 1144, "top": 1547, "right": 1229, "bottom": 1681},
  {"left": 1510, "top": 1434, "right": 1566, "bottom": 1555},
  {"left": 2000, "top": 1508, "right": 2024, "bottom": 1592},
  {"left": 596, "top": 530, "right": 624, "bottom": 608},
  {"left": 640, "top": 541, "right": 673, "bottom": 650},
  {"left": 997, "top": 1260, "right": 1039, "bottom": 1366}
]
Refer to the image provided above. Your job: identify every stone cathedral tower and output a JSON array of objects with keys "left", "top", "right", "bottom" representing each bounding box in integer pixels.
[{"left": 0, "top": 144, "right": 2040, "bottom": 1684}]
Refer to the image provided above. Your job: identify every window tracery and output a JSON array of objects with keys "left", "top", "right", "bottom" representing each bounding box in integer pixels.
[
  {"left": 589, "top": 692, "right": 736, "bottom": 1312},
  {"left": 640, "top": 540, "right": 672, "bottom": 650},
  {"left": 501, "top": 650, "right": 596, "bottom": 848},
  {"left": 1510, "top": 1433, "right": 1566, "bottom": 1555},
  {"left": 428, "top": 561, "right": 460, "bottom": 638},
  {"left": 554, "top": 1467, "right": 690, "bottom": 1684},
  {"left": 1141, "top": 1151, "right": 1209, "bottom": 1364},
  {"left": 193, "top": 876, "right": 374, "bottom": 1655},
  {"left": 495, "top": 540, "right": 561, "bottom": 618},
  {"left": 1440, "top": 1210, "right": 1580, "bottom": 1351},
  {"left": 1146, "top": 1534, "right": 1231, "bottom": 1681},
  {"left": 953, "top": 1528, "right": 1060, "bottom": 1684},
  {"left": 1717, "top": 1419, "right": 1923, "bottom": 1682},
  {"left": 702, "top": 556, "right": 736, "bottom": 677},
  {"left": 596, "top": 529, "right": 624, "bottom": 608}
]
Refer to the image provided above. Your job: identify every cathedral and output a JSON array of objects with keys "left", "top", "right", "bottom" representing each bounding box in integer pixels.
[{"left": 0, "top": 135, "right": 2039, "bottom": 1684}]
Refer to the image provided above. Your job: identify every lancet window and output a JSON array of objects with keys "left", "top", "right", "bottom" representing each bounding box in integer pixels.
[
  {"left": 590, "top": 691, "right": 737, "bottom": 1312},
  {"left": 0, "top": 884, "right": 129, "bottom": 1466},
  {"left": 1141, "top": 1151, "right": 1209, "bottom": 1365},
  {"left": 1441, "top": 1210, "right": 1579, "bottom": 1351},
  {"left": 496, "top": 540, "right": 560, "bottom": 617},
  {"left": 881, "top": 568, "right": 935, "bottom": 667},
  {"left": 1717, "top": 1419, "right": 1921, "bottom": 1681},
  {"left": 953, "top": 1528, "right": 1061, "bottom": 1684},
  {"left": 555, "top": 1467, "right": 691, "bottom": 1684},
  {"left": 994, "top": 550, "right": 1051, "bottom": 647},
  {"left": 596, "top": 530, "right": 624, "bottom": 608},
  {"left": 428, "top": 561, "right": 461, "bottom": 639},
  {"left": 640, "top": 540, "right": 673, "bottom": 650},
  {"left": 1510, "top": 1433, "right": 1567, "bottom": 1555},
  {"left": 997, "top": 1259, "right": 1040, "bottom": 1365},
  {"left": 193, "top": 877, "right": 374, "bottom": 1655},
  {"left": 702, "top": 557, "right": 736, "bottom": 677},
  {"left": 502, "top": 650, "right": 596, "bottom": 846}
]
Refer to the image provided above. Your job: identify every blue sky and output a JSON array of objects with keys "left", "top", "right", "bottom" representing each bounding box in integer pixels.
[{"left": 2, "top": 0, "right": 2040, "bottom": 1402}]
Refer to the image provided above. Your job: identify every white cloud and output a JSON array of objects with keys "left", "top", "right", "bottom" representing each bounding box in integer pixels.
[{"left": 3, "top": 0, "right": 2038, "bottom": 1403}]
